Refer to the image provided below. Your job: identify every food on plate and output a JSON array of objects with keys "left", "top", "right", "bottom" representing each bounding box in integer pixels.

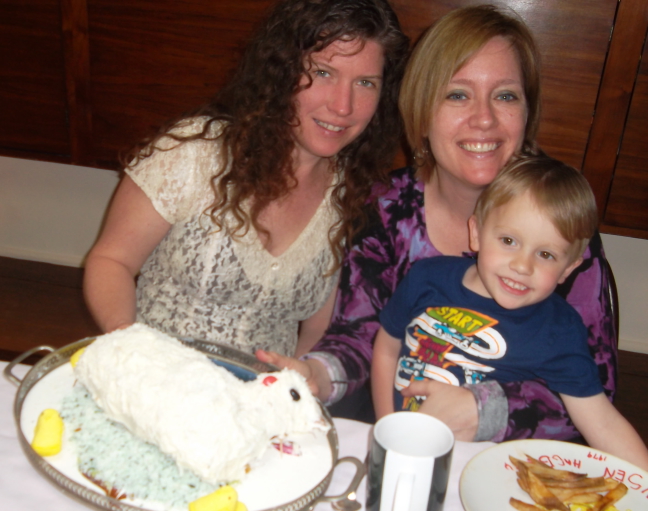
[
  {"left": 72, "top": 323, "right": 328, "bottom": 485},
  {"left": 31, "top": 408, "right": 64, "bottom": 456},
  {"left": 509, "top": 455, "right": 628, "bottom": 511},
  {"left": 514, "top": 456, "right": 587, "bottom": 482},
  {"left": 189, "top": 485, "right": 247, "bottom": 511}
]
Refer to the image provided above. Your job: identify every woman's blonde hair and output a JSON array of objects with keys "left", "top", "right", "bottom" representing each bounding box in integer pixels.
[
  {"left": 399, "top": 4, "right": 541, "bottom": 181},
  {"left": 473, "top": 152, "right": 599, "bottom": 256}
]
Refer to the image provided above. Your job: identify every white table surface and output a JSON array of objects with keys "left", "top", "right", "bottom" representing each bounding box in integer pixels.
[{"left": 1, "top": 360, "right": 494, "bottom": 511}]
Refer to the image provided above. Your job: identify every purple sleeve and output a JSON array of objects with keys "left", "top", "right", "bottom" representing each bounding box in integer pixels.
[
  {"left": 310, "top": 168, "right": 439, "bottom": 399},
  {"left": 498, "top": 233, "right": 617, "bottom": 441},
  {"left": 310, "top": 212, "right": 399, "bottom": 396}
]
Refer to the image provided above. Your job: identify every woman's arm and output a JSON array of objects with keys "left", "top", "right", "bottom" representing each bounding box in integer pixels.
[
  {"left": 306, "top": 214, "right": 400, "bottom": 403},
  {"left": 562, "top": 393, "right": 648, "bottom": 471},
  {"left": 84, "top": 175, "right": 171, "bottom": 333},
  {"left": 276, "top": 168, "right": 436, "bottom": 404},
  {"left": 371, "top": 327, "right": 400, "bottom": 419}
]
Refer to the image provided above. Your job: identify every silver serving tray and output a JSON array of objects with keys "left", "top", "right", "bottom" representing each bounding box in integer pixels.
[{"left": 4, "top": 337, "right": 364, "bottom": 511}]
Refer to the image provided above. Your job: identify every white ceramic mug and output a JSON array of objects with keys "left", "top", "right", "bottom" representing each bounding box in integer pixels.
[{"left": 366, "top": 412, "right": 454, "bottom": 511}]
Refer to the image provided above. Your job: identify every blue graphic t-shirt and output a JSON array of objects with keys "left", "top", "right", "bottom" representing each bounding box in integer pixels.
[{"left": 379, "top": 256, "right": 603, "bottom": 412}]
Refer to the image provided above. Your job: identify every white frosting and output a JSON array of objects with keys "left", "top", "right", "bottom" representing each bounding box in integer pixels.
[{"left": 74, "top": 323, "right": 328, "bottom": 484}]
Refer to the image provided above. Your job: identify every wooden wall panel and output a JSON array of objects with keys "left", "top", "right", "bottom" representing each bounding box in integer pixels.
[
  {"left": 61, "top": 0, "right": 93, "bottom": 166},
  {"left": 86, "top": 0, "right": 274, "bottom": 167},
  {"left": 582, "top": 0, "right": 648, "bottom": 232},
  {"left": 0, "top": 0, "right": 647, "bottom": 239},
  {"left": 0, "top": 0, "right": 69, "bottom": 160},
  {"left": 604, "top": 32, "right": 648, "bottom": 233},
  {"left": 526, "top": 0, "right": 617, "bottom": 168}
]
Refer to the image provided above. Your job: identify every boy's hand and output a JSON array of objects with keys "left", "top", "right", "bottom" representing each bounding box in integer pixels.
[{"left": 402, "top": 380, "right": 478, "bottom": 441}]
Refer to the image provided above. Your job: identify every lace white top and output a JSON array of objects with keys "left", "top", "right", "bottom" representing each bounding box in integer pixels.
[{"left": 125, "top": 118, "right": 340, "bottom": 356}]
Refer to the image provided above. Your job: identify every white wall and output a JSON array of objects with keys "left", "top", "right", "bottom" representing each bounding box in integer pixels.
[
  {"left": 0, "top": 155, "right": 646, "bottom": 353},
  {"left": 0, "top": 156, "right": 119, "bottom": 267},
  {"left": 600, "top": 234, "right": 648, "bottom": 354}
]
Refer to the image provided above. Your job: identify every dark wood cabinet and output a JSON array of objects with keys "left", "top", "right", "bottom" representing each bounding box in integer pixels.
[{"left": 1, "top": 0, "right": 646, "bottom": 239}]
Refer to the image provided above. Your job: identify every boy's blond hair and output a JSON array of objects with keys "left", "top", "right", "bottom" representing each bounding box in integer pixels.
[{"left": 474, "top": 153, "right": 599, "bottom": 257}]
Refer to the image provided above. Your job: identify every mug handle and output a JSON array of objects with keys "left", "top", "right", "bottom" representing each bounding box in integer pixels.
[
  {"left": 317, "top": 456, "right": 366, "bottom": 510},
  {"left": 392, "top": 472, "right": 414, "bottom": 511}
]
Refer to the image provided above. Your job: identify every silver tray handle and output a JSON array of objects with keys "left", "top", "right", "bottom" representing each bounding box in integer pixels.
[
  {"left": 3, "top": 346, "right": 54, "bottom": 386},
  {"left": 316, "top": 456, "right": 365, "bottom": 510}
]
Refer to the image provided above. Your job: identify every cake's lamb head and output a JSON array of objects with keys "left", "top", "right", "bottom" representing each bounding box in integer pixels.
[{"left": 246, "top": 369, "right": 328, "bottom": 438}]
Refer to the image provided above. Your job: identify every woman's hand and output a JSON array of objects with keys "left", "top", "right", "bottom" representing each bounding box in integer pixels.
[
  {"left": 402, "top": 380, "right": 479, "bottom": 441},
  {"left": 255, "top": 350, "right": 332, "bottom": 402}
]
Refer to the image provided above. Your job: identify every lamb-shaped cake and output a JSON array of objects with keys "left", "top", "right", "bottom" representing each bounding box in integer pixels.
[{"left": 73, "top": 323, "right": 329, "bottom": 484}]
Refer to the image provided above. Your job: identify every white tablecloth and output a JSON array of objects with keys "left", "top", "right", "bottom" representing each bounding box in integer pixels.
[{"left": 1, "top": 360, "right": 493, "bottom": 510}]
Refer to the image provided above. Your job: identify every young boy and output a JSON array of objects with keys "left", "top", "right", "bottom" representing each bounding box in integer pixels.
[{"left": 372, "top": 153, "right": 648, "bottom": 470}]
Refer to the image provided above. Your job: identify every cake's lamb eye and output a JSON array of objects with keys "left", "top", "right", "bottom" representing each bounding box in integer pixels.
[{"left": 290, "top": 389, "right": 301, "bottom": 401}]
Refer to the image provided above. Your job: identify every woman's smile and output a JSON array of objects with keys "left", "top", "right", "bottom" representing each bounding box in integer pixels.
[
  {"left": 459, "top": 141, "right": 501, "bottom": 153},
  {"left": 314, "top": 119, "right": 346, "bottom": 132}
]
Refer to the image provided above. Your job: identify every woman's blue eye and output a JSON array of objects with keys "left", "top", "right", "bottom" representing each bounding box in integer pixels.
[
  {"left": 314, "top": 69, "right": 329, "bottom": 77},
  {"left": 359, "top": 79, "right": 375, "bottom": 88},
  {"left": 447, "top": 92, "right": 467, "bottom": 100},
  {"left": 498, "top": 92, "right": 518, "bottom": 101}
]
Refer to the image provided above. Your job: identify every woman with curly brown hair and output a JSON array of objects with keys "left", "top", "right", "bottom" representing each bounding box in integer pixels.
[{"left": 83, "top": 0, "right": 409, "bottom": 356}]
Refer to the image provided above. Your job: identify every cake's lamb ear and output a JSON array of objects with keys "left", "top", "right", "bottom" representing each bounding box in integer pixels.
[
  {"left": 262, "top": 375, "right": 300, "bottom": 401},
  {"left": 262, "top": 375, "right": 278, "bottom": 386}
]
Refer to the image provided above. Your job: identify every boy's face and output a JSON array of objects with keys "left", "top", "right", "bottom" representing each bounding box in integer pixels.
[{"left": 467, "top": 191, "right": 583, "bottom": 309}]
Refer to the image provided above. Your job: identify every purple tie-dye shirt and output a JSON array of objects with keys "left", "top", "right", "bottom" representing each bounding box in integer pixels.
[{"left": 311, "top": 166, "right": 617, "bottom": 442}]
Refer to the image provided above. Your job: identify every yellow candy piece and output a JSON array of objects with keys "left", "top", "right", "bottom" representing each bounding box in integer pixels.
[
  {"left": 70, "top": 347, "right": 86, "bottom": 368},
  {"left": 189, "top": 485, "right": 239, "bottom": 511},
  {"left": 235, "top": 502, "right": 247, "bottom": 511},
  {"left": 32, "top": 409, "right": 64, "bottom": 456}
]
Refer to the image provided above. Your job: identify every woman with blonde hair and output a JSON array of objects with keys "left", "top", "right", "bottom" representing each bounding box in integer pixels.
[{"left": 261, "top": 4, "right": 617, "bottom": 442}]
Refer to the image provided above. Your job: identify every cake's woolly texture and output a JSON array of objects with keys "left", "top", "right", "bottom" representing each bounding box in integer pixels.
[
  {"left": 60, "top": 385, "right": 218, "bottom": 508},
  {"left": 73, "top": 323, "right": 328, "bottom": 484}
]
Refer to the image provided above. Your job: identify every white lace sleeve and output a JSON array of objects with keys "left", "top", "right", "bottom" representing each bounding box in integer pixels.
[{"left": 125, "top": 118, "right": 226, "bottom": 224}]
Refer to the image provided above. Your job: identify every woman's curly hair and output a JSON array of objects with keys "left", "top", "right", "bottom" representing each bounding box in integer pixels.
[{"left": 126, "top": 0, "right": 409, "bottom": 269}]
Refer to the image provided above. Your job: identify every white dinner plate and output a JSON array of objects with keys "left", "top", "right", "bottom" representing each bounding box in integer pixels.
[{"left": 459, "top": 439, "right": 648, "bottom": 511}]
